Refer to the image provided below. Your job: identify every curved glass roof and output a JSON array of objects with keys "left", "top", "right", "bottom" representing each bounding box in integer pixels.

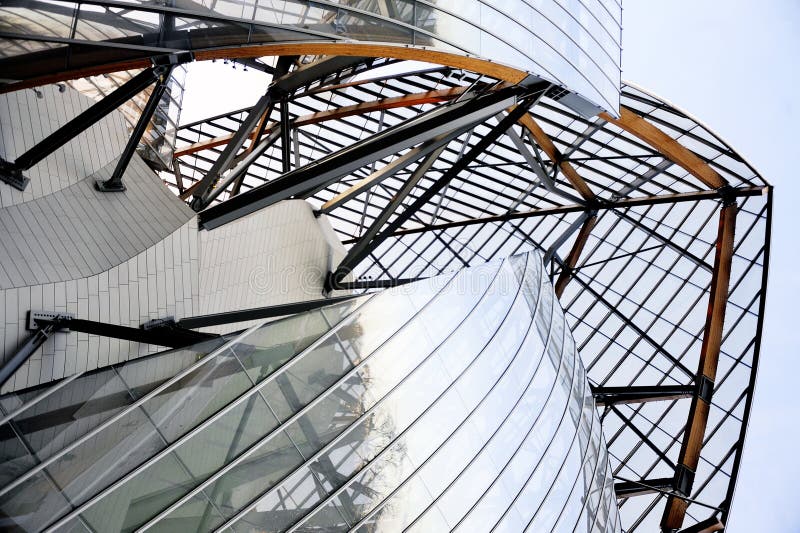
[
  {"left": 0, "top": 3, "right": 770, "bottom": 529},
  {"left": 167, "top": 64, "right": 770, "bottom": 531}
]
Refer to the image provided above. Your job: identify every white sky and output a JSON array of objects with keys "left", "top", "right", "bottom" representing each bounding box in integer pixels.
[
  {"left": 179, "top": 2, "right": 800, "bottom": 529},
  {"left": 622, "top": 1, "right": 799, "bottom": 531}
]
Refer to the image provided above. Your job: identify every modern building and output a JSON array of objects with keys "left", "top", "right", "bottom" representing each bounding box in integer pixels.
[{"left": 0, "top": 1, "right": 770, "bottom": 532}]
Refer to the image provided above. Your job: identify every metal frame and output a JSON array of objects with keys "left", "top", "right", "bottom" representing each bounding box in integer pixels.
[
  {"left": 163, "top": 66, "right": 769, "bottom": 532},
  {"left": 0, "top": 24, "right": 771, "bottom": 529}
]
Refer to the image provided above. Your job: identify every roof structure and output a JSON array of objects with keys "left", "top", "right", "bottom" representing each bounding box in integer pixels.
[
  {"left": 0, "top": 2, "right": 770, "bottom": 531},
  {"left": 168, "top": 65, "right": 771, "bottom": 532}
]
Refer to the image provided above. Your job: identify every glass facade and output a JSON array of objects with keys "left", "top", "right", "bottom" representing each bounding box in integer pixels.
[
  {"left": 0, "top": 0, "right": 621, "bottom": 113},
  {"left": 0, "top": 251, "right": 618, "bottom": 532}
]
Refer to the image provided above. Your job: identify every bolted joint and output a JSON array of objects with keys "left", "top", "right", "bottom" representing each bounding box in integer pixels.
[
  {"left": 697, "top": 375, "right": 714, "bottom": 404},
  {"left": 152, "top": 51, "right": 194, "bottom": 68},
  {"left": 94, "top": 177, "right": 126, "bottom": 192},
  {"left": 674, "top": 464, "right": 695, "bottom": 497},
  {"left": 141, "top": 316, "right": 177, "bottom": 331},
  {"left": 0, "top": 159, "right": 29, "bottom": 191},
  {"left": 716, "top": 184, "right": 737, "bottom": 207}
]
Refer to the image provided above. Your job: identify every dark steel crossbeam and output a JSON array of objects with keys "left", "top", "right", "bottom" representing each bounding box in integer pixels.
[
  {"left": 199, "top": 86, "right": 523, "bottom": 230},
  {"left": 327, "top": 85, "right": 550, "bottom": 288},
  {"left": 615, "top": 477, "right": 674, "bottom": 498},
  {"left": 335, "top": 278, "right": 421, "bottom": 291},
  {"left": 328, "top": 144, "right": 448, "bottom": 287},
  {"left": 0, "top": 60, "right": 186, "bottom": 190},
  {"left": 96, "top": 65, "right": 176, "bottom": 192},
  {"left": 190, "top": 56, "right": 373, "bottom": 209},
  {"left": 0, "top": 322, "right": 60, "bottom": 388},
  {"left": 610, "top": 404, "right": 676, "bottom": 470},
  {"left": 191, "top": 91, "right": 274, "bottom": 209},
  {"left": 593, "top": 385, "right": 695, "bottom": 406},
  {"left": 1, "top": 312, "right": 219, "bottom": 388},
  {"left": 177, "top": 295, "right": 359, "bottom": 329},
  {"left": 353, "top": 186, "right": 765, "bottom": 243}
]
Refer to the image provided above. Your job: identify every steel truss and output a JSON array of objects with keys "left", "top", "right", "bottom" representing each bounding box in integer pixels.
[
  {"left": 0, "top": 19, "right": 771, "bottom": 531},
  {"left": 159, "top": 62, "right": 769, "bottom": 533}
]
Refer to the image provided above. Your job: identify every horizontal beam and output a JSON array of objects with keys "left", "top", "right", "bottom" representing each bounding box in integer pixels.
[
  {"left": 615, "top": 477, "right": 674, "bottom": 498},
  {"left": 592, "top": 384, "right": 695, "bottom": 406},
  {"left": 346, "top": 185, "right": 766, "bottom": 243},
  {"left": 600, "top": 106, "right": 726, "bottom": 190},
  {"left": 334, "top": 278, "right": 420, "bottom": 291},
  {"left": 177, "top": 295, "right": 358, "bottom": 329}
]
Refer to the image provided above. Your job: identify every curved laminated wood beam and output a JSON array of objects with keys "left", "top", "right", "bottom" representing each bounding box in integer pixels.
[
  {"left": 600, "top": 106, "right": 727, "bottom": 190},
  {"left": 554, "top": 214, "right": 597, "bottom": 297},
  {"left": 1, "top": 42, "right": 529, "bottom": 95},
  {"left": 518, "top": 112, "right": 596, "bottom": 201},
  {"left": 661, "top": 202, "right": 737, "bottom": 531}
]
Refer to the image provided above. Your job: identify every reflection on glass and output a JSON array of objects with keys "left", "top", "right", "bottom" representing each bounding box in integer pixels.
[
  {"left": 0, "top": 253, "right": 618, "bottom": 532},
  {"left": 2, "top": 0, "right": 622, "bottom": 111}
]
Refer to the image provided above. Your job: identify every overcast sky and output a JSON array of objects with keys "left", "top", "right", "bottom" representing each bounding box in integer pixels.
[
  {"left": 180, "top": 2, "right": 799, "bottom": 529},
  {"left": 622, "top": 1, "right": 799, "bottom": 531}
]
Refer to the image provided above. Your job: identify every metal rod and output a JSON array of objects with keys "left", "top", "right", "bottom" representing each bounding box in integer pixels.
[{"left": 98, "top": 66, "right": 175, "bottom": 191}]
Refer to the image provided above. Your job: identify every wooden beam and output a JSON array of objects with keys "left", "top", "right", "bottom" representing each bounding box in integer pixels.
[
  {"left": 518, "top": 112, "right": 596, "bottom": 201},
  {"left": 600, "top": 106, "right": 726, "bottom": 190},
  {"left": 2, "top": 42, "right": 529, "bottom": 95},
  {"left": 661, "top": 202, "right": 737, "bottom": 531},
  {"left": 174, "top": 87, "right": 468, "bottom": 159},
  {"left": 554, "top": 214, "right": 597, "bottom": 297},
  {"left": 678, "top": 517, "right": 725, "bottom": 533}
]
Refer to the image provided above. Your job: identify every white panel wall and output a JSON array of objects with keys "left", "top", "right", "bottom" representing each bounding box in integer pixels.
[
  {"left": 197, "top": 200, "right": 347, "bottom": 334},
  {"left": 0, "top": 85, "right": 349, "bottom": 393},
  {"left": 0, "top": 84, "right": 128, "bottom": 207},
  {"left": 0, "top": 218, "right": 200, "bottom": 393}
]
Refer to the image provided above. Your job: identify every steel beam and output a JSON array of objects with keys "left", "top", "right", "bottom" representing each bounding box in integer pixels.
[
  {"left": 518, "top": 112, "right": 596, "bottom": 200},
  {"left": 96, "top": 65, "right": 175, "bottom": 192},
  {"left": 328, "top": 86, "right": 549, "bottom": 288},
  {"left": 280, "top": 95, "right": 292, "bottom": 174},
  {"left": 334, "top": 278, "right": 420, "bottom": 291},
  {"left": 353, "top": 186, "right": 765, "bottom": 244},
  {"left": 0, "top": 64, "right": 172, "bottom": 190},
  {"left": 199, "top": 87, "right": 524, "bottom": 230},
  {"left": 176, "top": 295, "right": 358, "bottom": 329},
  {"left": 201, "top": 128, "right": 282, "bottom": 205},
  {"left": 593, "top": 384, "right": 695, "bottom": 406},
  {"left": 329, "top": 145, "right": 448, "bottom": 288},
  {"left": 317, "top": 131, "right": 459, "bottom": 214},
  {"left": 661, "top": 202, "right": 738, "bottom": 532},
  {"left": 0, "top": 322, "right": 60, "bottom": 388},
  {"left": 615, "top": 477, "right": 674, "bottom": 498},
  {"left": 190, "top": 90, "right": 274, "bottom": 209},
  {"left": 505, "top": 117, "right": 585, "bottom": 205}
]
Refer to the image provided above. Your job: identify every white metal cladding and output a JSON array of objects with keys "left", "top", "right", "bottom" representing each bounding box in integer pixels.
[{"left": 0, "top": 251, "right": 619, "bottom": 532}]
